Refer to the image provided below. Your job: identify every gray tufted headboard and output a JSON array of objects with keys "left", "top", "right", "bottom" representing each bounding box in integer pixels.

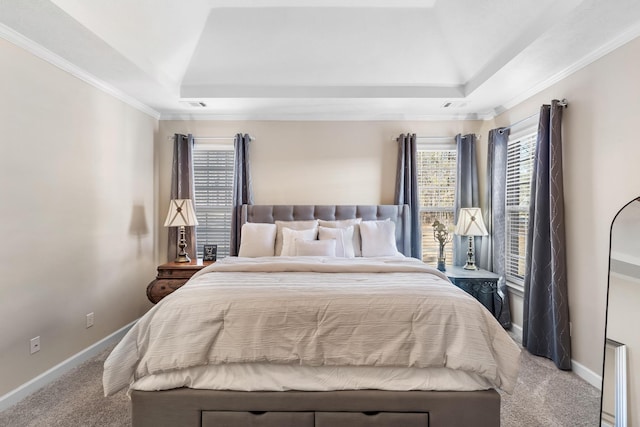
[{"left": 240, "top": 204, "right": 411, "bottom": 256}]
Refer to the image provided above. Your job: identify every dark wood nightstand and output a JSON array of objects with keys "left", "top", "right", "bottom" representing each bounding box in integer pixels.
[
  {"left": 445, "top": 266, "right": 502, "bottom": 320},
  {"left": 146, "top": 259, "right": 213, "bottom": 303}
]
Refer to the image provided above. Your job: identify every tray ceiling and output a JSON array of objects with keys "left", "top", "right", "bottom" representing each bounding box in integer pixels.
[{"left": 1, "top": 0, "right": 640, "bottom": 120}]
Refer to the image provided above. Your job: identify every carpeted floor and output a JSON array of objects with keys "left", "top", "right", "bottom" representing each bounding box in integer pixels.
[{"left": 0, "top": 341, "right": 601, "bottom": 427}]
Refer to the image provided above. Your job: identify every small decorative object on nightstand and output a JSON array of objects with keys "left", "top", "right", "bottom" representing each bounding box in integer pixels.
[
  {"left": 454, "top": 207, "right": 488, "bottom": 270},
  {"left": 146, "top": 259, "right": 213, "bottom": 303},
  {"left": 203, "top": 244, "right": 217, "bottom": 262},
  {"left": 446, "top": 266, "right": 502, "bottom": 320},
  {"left": 432, "top": 219, "right": 453, "bottom": 272}
]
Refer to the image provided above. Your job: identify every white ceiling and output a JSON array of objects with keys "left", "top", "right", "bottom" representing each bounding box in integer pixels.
[{"left": 2, "top": 0, "right": 640, "bottom": 120}]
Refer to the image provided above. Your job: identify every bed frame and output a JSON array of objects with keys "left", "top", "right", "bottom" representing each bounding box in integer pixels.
[
  {"left": 130, "top": 205, "right": 501, "bottom": 427},
  {"left": 131, "top": 389, "right": 499, "bottom": 427}
]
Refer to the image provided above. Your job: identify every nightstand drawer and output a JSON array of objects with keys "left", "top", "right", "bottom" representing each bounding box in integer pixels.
[
  {"left": 146, "top": 279, "right": 188, "bottom": 303},
  {"left": 157, "top": 268, "right": 201, "bottom": 279},
  {"left": 146, "top": 260, "right": 212, "bottom": 304},
  {"left": 445, "top": 266, "right": 502, "bottom": 321}
]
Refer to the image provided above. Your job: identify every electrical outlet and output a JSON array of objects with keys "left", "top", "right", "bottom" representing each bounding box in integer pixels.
[
  {"left": 86, "top": 312, "right": 94, "bottom": 328},
  {"left": 30, "top": 336, "right": 40, "bottom": 354}
]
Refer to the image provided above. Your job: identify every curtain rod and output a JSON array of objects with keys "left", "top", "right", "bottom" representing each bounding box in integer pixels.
[
  {"left": 166, "top": 135, "right": 255, "bottom": 141},
  {"left": 416, "top": 136, "right": 456, "bottom": 140},
  {"left": 194, "top": 136, "right": 257, "bottom": 141},
  {"left": 393, "top": 135, "right": 481, "bottom": 141},
  {"left": 499, "top": 99, "right": 568, "bottom": 134}
]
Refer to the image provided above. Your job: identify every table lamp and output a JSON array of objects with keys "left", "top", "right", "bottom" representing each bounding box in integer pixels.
[
  {"left": 454, "top": 207, "right": 488, "bottom": 270},
  {"left": 164, "top": 199, "right": 199, "bottom": 263}
]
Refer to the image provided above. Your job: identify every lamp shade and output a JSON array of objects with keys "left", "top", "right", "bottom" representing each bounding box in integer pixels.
[
  {"left": 454, "top": 207, "right": 488, "bottom": 236},
  {"left": 164, "top": 199, "right": 199, "bottom": 227}
]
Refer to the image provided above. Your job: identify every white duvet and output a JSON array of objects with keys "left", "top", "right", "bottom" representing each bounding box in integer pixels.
[{"left": 103, "top": 256, "right": 520, "bottom": 396}]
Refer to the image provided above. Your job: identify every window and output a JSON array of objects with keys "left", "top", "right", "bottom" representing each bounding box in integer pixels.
[
  {"left": 193, "top": 144, "right": 235, "bottom": 259},
  {"left": 505, "top": 130, "right": 537, "bottom": 285},
  {"left": 417, "top": 146, "right": 457, "bottom": 265}
]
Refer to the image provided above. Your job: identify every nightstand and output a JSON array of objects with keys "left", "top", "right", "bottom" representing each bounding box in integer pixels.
[
  {"left": 146, "top": 259, "right": 213, "bottom": 303},
  {"left": 445, "top": 266, "right": 502, "bottom": 320}
]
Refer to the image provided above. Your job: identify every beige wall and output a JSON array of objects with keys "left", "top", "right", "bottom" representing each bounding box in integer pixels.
[
  {"left": 0, "top": 38, "right": 157, "bottom": 395},
  {"left": 493, "top": 36, "right": 640, "bottom": 377},
  {"left": 156, "top": 120, "right": 483, "bottom": 262}
]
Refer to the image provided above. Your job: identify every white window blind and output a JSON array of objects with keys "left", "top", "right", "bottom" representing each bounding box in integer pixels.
[
  {"left": 505, "top": 131, "right": 537, "bottom": 284},
  {"left": 193, "top": 145, "right": 234, "bottom": 259},
  {"left": 417, "top": 147, "right": 457, "bottom": 265}
]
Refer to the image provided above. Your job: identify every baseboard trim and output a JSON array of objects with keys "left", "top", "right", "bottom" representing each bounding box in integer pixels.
[
  {"left": 0, "top": 320, "right": 137, "bottom": 412},
  {"left": 511, "top": 322, "right": 601, "bottom": 390},
  {"left": 0, "top": 318, "right": 603, "bottom": 412},
  {"left": 510, "top": 323, "right": 523, "bottom": 342},
  {"left": 572, "top": 359, "right": 602, "bottom": 390}
]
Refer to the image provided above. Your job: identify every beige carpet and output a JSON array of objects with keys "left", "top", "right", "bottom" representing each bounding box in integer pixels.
[{"left": 0, "top": 342, "right": 601, "bottom": 426}]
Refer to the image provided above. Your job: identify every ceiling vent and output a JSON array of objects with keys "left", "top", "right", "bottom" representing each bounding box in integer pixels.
[
  {"left": 441, "top": 101, "right": 467, "bottom": 109},
  {"left": 180, "top": 101, "right": 207, "bottom": 108}
]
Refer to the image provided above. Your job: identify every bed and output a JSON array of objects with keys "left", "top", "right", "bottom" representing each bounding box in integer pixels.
[{"left": 104, "top": 204, "right": 521, "bottom": 427}]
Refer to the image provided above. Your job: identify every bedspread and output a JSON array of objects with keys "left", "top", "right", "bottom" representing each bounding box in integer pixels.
[{"left": 103, "top": 257, "right": 520, "bottom": 396}]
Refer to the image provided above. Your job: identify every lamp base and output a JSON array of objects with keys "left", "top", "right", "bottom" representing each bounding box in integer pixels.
[
  {"left": 464, "top": 235, "right": 478, "bottom": 270},
  {"left": 174, "top": 253, "right": 191, "bottom": 263},
  {"left": 463, "top": 262, "right": 478, "bottom": 270},
  {"left": 175, "top": 225, "right": 191, "bottom": 263}
]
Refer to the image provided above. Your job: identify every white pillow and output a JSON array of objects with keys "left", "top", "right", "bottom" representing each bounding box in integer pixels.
[
  {"left": 318, "top": 218, "right": 363, "bottom": 256},
  {"left": 281, "top": 227, "right": 318, "bottom": 256},
  {"left": 295, "top": 239, "right": 337, "bottom": 257},
  {"left": 275, "top": 220, "right": 319, "bottom": 256},
  {"left": 359, "top": 220, "right": 400, "bottom": 257},
  {"left": 238, "top": 223, "right": 277, "bottom": 257},
  {"left": 318, "top": 226, "right": 355, "bottom": 258}
]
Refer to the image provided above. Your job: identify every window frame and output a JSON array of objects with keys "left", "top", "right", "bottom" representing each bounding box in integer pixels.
[
  {"left": 416, "top": 142, "right": 458, "bottom": 265},
  {"left": 192, "top": 142, "right": 235, "bottom": 260},
  {"left": 504, "top": 126, "right": 537, "bottom": 288}
]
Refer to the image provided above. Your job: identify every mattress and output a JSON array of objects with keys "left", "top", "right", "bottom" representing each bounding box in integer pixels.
[
  {"left": 130, "top": 362, "right": 495, "bottom": 393},
  {"left": 103, "top": 256, "right": 520, "bottom": 396}
]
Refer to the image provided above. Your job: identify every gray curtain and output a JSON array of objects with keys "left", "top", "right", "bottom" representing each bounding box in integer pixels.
[
  {"left": 523, "top": 100, "right": 571, "bottom": 370},
  {"left": 395, "top": 133, "right": 421, "bottom": 259},
  {"left": 453, "top": 133, "right": 480, "bottom": 266},
  {"left": 168, "top": 134, "right": 196, "bottom": 261},
  {"left": 480, "top": 128, "right": 512, "bottom": 329},
  {"left": 230, "top": 133, "right": 253, "bottom": 256}
]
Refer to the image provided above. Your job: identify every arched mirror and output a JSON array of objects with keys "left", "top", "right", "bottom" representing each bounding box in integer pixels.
[{"left": 601, "top": 198, "right": 640, "bottom": 426}]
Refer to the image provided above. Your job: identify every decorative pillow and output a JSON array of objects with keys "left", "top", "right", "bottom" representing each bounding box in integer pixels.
[
  {"left": 275, "top": 220, "right": 319, "bottom": 256},
  {"left": 318, "top": 226, "right": 355, "bottom": 258},
  {"left": 295, "top": 239, "right": 337, "bottom": 257},
  {"left": 280, "top": 227, "right": 318, "bottom": 256},
  {"left": 318, "top": 218, "right": 363, "bottom": 256},
  {"left": 238, "top": 223, "right": 277, "bottom": 257},
  {"left": 359, "top": 220, "right": 400, "bottom": 257}
]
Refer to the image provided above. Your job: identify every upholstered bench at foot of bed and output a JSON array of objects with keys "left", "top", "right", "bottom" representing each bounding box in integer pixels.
[{"left": 131, "top": 388, "right": 500, "bottom": 427}]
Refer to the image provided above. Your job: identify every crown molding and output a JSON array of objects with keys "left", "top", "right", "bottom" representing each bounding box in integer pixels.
[
  {"left": 209, "top": 0, "right": 437, "bottom": 8},
  {"left": 159, "top": 111, "right": 488, "bottom": 121},
  {"left": 499, "top": 21, "right": 640, "bottom": 114},
  {"left": 0, "top": 23, "right": 160, "bottom": 120},
  {"left": 4, "top": 18, "right": 639, "bottom": 123}
]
